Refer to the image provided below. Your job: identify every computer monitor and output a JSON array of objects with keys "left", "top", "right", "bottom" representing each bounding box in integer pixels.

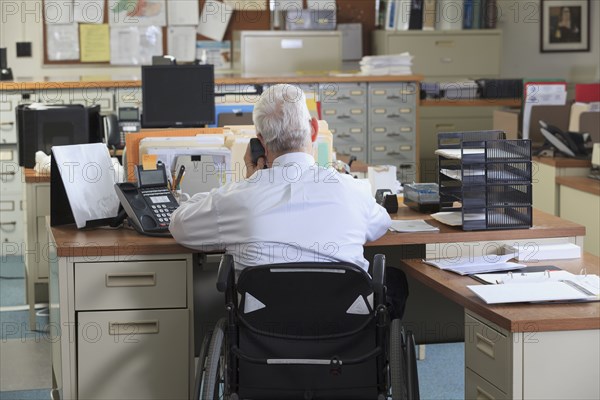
[{"left": 141, "top": 64, "right": 216, "bottom": 128}]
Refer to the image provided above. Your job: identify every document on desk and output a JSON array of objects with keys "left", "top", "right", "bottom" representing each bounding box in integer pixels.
[
  {"left": 389, "top": 219, "right": 439, "bottom": 233},
  {"left": 468, "top": 274, "right": 600, "bottom": 304},
  {"left": 423, "top": 254, "right": 525, "bottom": 275}
]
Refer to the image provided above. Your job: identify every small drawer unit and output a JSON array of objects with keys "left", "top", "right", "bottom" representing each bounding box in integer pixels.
[
  {"left": 465, "top": 312, "right": 511, "bottom": 396},
  {"left": 367, "top": 82, "right": 418, "bottom": 182},
  {"left": 333, "top": 144, "right": 367, "bottom": 163},
  {"left": 0, "top": 144, "right": 22, "bottom": 194},
  {"left": 0, "top": 192, "right": 24, "bottom": 251},
  {"left": 320, "top": 83, "right": 368, "bottom": 161}
]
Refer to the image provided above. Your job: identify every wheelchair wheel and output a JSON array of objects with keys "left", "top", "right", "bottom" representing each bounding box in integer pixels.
[
  {"left": 194, "top": 332, "right": 212, "bottom": 400},
  {"left": 389, "top": 319, "right": 408, "bottom": 400},
  {"left": 201, "top": 318, "right": 230, "bottom": 400}
]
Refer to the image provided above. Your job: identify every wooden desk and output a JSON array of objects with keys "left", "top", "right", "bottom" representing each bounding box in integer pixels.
[
  {"left": 48, "top": 209, "right": 588, "bottom": 400},
  {"left": 556, "top": 176, "right": 600, "bottom": 256},
  {"left": 402, "top": 256, "right": 600, "bottom": 399}
]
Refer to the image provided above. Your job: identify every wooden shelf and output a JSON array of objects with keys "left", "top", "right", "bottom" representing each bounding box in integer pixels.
[{"left": 420, "top": 98, "right": 521, "bottom": 107}]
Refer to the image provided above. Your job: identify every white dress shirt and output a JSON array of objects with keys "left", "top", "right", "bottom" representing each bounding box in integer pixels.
[{"left": 169, "top": 152, "right": 391, "bottom": 272}]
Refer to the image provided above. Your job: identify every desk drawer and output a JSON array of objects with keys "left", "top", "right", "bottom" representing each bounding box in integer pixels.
[
  {"left": 465, "top": 368, "right": 507, "bottom": 400},
  {"left": 74, "top": 260, "right": 187, "bottom": 311},
  {"left": 77, "top": 308, "right": 189, "bottom": 400},
  {"left": 465, "top": 312, "right": 510, "bottom": 393}
]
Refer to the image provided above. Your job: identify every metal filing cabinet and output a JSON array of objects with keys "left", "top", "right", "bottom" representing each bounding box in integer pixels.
[
  {"left": 368, "top": 82, "right": 418, "bottom": 183},
  {"left": 36, "top": 86, "right": 115, "bottom": 112},
  {"left": 320, "top": 83, "right": 368, "bottom": 162},
  {"left": 74, "top": 259, "right": 191, "bottom": 399},
  {"left": 0, "top": 91, "right": 29, "bottom": 254}
]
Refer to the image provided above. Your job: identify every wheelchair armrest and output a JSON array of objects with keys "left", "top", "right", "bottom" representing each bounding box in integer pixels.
[
  {"left": 216, "top": 254, "right": 235, "bottom": 292},
  {"left": 372, "top": 254, "right": 385, "bottom": 303}
]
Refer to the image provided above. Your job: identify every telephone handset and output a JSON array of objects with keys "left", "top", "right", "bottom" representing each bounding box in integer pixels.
[
  {"left": 104, "top": 107, "right": 140, "bottom": 149},
  {"left": 114, "top": 163, "right": 179, "bottom": 237}
]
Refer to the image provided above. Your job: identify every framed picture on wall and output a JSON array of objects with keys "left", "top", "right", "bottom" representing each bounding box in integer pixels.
[{"left": 541, "top": 0, "right": 590, "bottom": 52}]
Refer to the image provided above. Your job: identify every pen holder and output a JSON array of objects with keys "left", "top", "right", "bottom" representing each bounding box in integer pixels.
[{"left": 173, "top": 190, "right": 190, "bottom": 204}]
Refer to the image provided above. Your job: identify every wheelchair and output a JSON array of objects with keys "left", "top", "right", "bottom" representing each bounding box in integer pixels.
[{"left": 195, "top": 254, "right": 419, "bottom": 400}]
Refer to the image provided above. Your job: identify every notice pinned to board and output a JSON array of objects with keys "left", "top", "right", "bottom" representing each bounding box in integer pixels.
[{"left": 80, "top": 23, "right": 110, "bottom": 62}]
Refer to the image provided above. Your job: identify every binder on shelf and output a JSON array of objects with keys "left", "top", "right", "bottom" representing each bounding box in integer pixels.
[
  {"left": 436, "top": 0, "right": 464, "bottom": 30},
  {"left": 396, "top": 0, "right": 412, "bottom": 31},
  {"left": 408, "top": 0, "right": 424, "bottom": 30},
  {"left": 471, "top": 0, "right": 482, "bottom": 29},
  {"left": 422, "top": 0, "right": 436, "bottom": 30},
  {"left": 384, "top": 0, "right": 398, "bottom": 30},
  {"left": 463, "top": 0, "right": 474, "bottom": 29}
]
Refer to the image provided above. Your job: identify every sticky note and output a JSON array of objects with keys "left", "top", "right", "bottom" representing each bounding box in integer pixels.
[{"left": 142, "top": 154, "right": 158, "bottom": 170}]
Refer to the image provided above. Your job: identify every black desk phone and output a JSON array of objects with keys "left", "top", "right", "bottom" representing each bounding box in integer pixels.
[{"left": 114, "top": 163, "right": 179, "bottom": 236}]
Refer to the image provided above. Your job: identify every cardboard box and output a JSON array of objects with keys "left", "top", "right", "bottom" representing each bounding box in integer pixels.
[
  {"left": 493, "top": 105, "right": 571, "bottom": 146},
  {"left": 493, "top": 109, "right": 520, "bottom": 140}
]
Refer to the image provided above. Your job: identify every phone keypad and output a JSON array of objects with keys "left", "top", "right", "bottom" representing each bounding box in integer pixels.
[{"left": 141, "top": 188, "right": 178, "bottom": 228}]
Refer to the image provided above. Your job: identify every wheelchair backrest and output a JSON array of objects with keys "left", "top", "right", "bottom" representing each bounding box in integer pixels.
[{"left": 236, "top": 262, "right": 376, "bottom": 338}]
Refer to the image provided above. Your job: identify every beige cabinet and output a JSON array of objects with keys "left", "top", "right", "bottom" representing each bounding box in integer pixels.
[
  {"left": 465, "top": 311, "right": 600, "bottom": 399},
  {"left": 372, "top": 30, "right": 502, "bottom": 81},
  {"left": 50, "top": 250, "right": 195, "bottom": 400}
]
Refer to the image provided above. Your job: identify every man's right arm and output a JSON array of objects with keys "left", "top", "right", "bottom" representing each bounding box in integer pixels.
[{"left": 169, "top": 192, "right": 224, "bottom": 251}]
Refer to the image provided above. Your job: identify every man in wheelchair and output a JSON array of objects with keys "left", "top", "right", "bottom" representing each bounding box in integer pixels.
[{"left": 169, "top": 84, "right": 415, "bottom": 399}]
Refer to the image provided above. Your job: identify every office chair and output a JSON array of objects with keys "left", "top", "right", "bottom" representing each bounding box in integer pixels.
[{"left": 196, "top": 254, "right": 419, "bottom": 400}]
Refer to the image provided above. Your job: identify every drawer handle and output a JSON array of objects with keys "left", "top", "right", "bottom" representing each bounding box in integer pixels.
[
  {"left": 337, "top": 96, "right": 350, "bottom": 101},
  {"left": 435, "top": 40, "right": 455, "bottom": 47},
  {"left": 105, "top": 272, "right": 156, "bottom": 287},
  {"left": 0, "top": 171, "right": 16, "bottom": 176},
  {"left": 476, "top": 386, "right": 496, "bottom": 400},
  {"left": 387, "top": 114, "right": 400, "bottom": 119},
  {"left": 440, "top": 57, "right": 453, "bottom": 63},
  {"left": 387, "top": 95, "right": 400, "bottom": 100},
  {"left": 337, "top": 133, "right": 351, "bottom": 138},
  {"left": 475, "top": 332, "right": 496, "bottom": 359},
  {"left": 337, "top": 115, "right": 351, "bottom": 120},
  {"left": 0, "top": 122, "right": 15, "bottom": 126},
  {"left": 109, "top": 320, "right": 159, "bottom": 335},
  {"left": 399, "top": 164, "right": 412, "bottom": 169},
  {"left": 0, "top": 221, "right": 17, "bottom": 233},
  {"left": 387, "top": 152, "right": 401, "bottom": 156},
  {"left": 435, "top": 124, "right": 455, "bottom": 130},
  {"left": 386, "top": 133, "right": 401, "bottom": 137}
]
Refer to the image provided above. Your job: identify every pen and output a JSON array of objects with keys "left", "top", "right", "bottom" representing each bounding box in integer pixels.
[{"left": 173, "top": 165, "right": 185, "bottom": 191}]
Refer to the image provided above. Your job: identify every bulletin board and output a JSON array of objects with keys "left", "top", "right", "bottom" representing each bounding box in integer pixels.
[{"left": 42, "top": 0, "right": 376, "bottom": 66}]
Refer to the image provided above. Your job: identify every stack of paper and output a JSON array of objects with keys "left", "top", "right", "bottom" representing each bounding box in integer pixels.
[
  {"left": 468, "top": 273, "right": 600, "bottom": 304},
  {"left": 423, "top": 254, "right": 525, "bottom": 275},
  {"left": 359, "top": 53, "right": 413, "bottom": 76},
  {"left": 389, "top": 220, "right": 439, "bottom": 233}
]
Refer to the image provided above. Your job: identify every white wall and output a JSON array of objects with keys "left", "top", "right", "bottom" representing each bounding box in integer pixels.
[
  {"left": 497, "top": 0, "right": 600, "bottom": 81},
  {"left": 1, "top": 0, "right": 599, "bottom": 81}
]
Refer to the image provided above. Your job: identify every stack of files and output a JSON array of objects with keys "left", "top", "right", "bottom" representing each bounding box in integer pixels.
[
  {"left": 360, "top": 53, "right": 413, "bottom": 75},
  {"left": 468, "top": 270, "right": 600, "bottom": 304},
  {"left": 389, "top": 219, "right": 439, "bottom": 233},
  {"left": 423, "top": 253, "right": 525, "bottom": 275}
]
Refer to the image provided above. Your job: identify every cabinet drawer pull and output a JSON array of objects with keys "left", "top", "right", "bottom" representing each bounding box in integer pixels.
[
  {"left": 387, "top": 95, "right": 400, "bottom": 100},
  {"left": 435, "top": 40, "right": 455, "bottom": 47},
  {"left": 0, "top": 221, "right": 17, "bottom": 232},
  {"left": 337, "top": 133, "right": 351, "bottom": 138},
  {"left": 0, "top": 221, "right": 17, "bottom": 226},
  {"left": 0, "top": 122, "right": 15, "bottom": 126},
  {"left": 105, "top": 272, "right": 156, "bottom": 287},
  {"left": 337, "top": 96, "right": 350, "bottom": 101},
  {"left": 435, "top": 124, "right": 455, "bottom": 130},
  {"left": 0, "top": 171, "right": 16, "bottom": 176},
  {"left": 476, "top": 386, "right": 495, "bottom": 400},
  {"left": 337, "top": 115, "right": 350, "bottom": 120},
  {"left": 475, "top": 332, "right": 496, "bottom": 359},
  {"left": 400, "top": 127, "right": 412, "bottom": 132},
  {"left": 440, "top": 57, "right": 453, "bottom": 63},
  {"left": 109, "top": 320, "right": 159, "bottom": 335},
  {"left": 387, "top": 151, "right": 401, "bottom": 156},
  {"left": 387, "top": 114, "right": 400, "bottom": 119},
  {"left": 386, "top": 133, "right": 400, "bottom": 137}
]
